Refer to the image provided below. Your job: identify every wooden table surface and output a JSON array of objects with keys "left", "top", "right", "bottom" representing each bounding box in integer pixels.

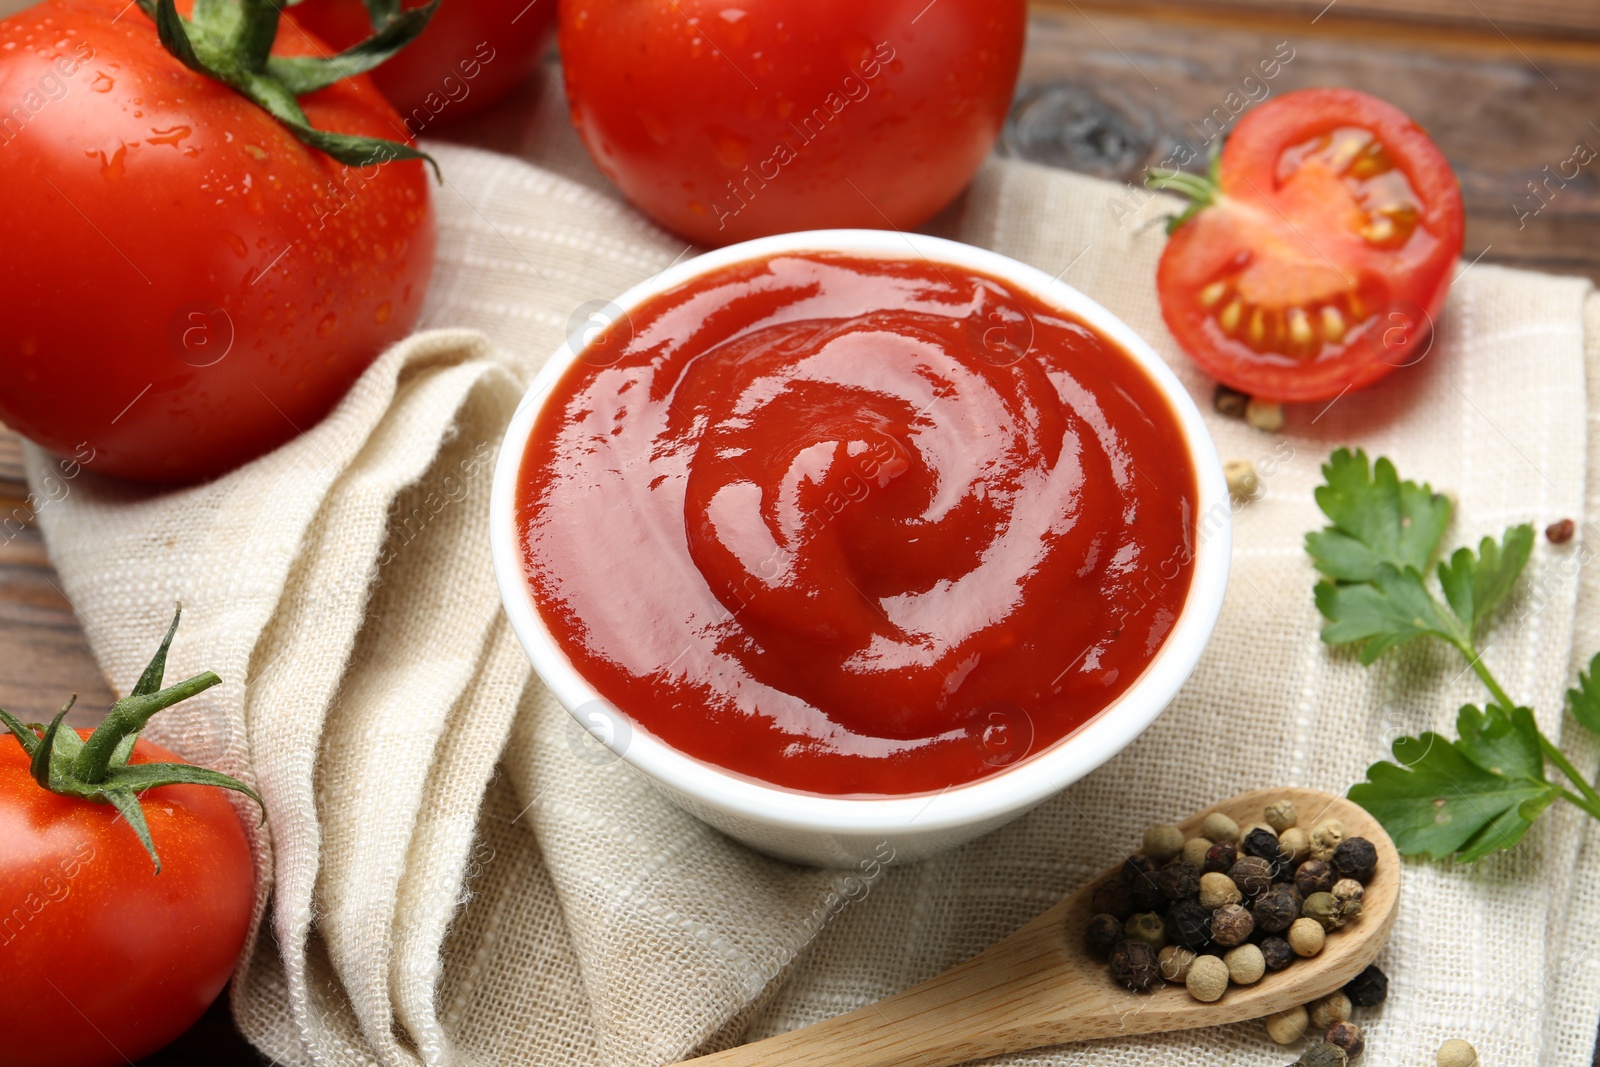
[{"left": 3, "top": 1, "right": 1597, "bottom": 1063}]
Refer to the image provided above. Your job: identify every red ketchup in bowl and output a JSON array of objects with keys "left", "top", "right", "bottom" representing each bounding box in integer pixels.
[{"left": 516, "top": 254, "right": 1197, "bottom": 796}]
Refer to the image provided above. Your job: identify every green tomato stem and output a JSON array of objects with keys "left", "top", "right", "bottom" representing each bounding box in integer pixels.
[{"left": 70, "top": 671, "right": 222, "bottom": 784}]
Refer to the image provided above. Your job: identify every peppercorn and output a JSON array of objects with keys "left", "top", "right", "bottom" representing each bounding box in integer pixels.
[
  {"left": 1241, "top": 827, "right": 1288, "bottom": 876},
  {"left": 1332, "top": 837, "right": 1378, "bottom": 884},
  {"left": 1287, "top": 917, "right": 1325, "bottom": 957},
  {"left": 1245, "top": 397, "right": 1284, "bottom": 433},
  {"left": 1124, "top": 855, "right": 1167, "bottom": 911},
  {"left": 1303, "top": 892, "right": 1344, "bottom": 930},
  {"left": 1261, "top": 936, "right": 1294, "bottom": 972},
  {"left": 1295, "top": 858, "right": 1335, "bottom": 896},
  {"left": 1325, "top": 1021, "right": 1365, "bottom": 1060},
  {"left": 1279, "top": 826, "right": 1310, "bottom": 865},
  {"left": 1158, "top": 944, "right": 1196, "bottom": 982},
  {"left": 1213, "top": 383, "right": 1249, "bottom": 420},
  {"left": 1332, "top": 878, "right": 1363, "bottom": 905},
  {"left": 1182, "top": 836, "right": 1213, "bottom": 870},
  {"left": 1229, "top": 856, "right": 1275, "bottom": 899},
  {"left": 1108, "top": 939, "right": 1162, "bottom": 992},
  {"left": 1265, "top": 798, "right": 1298, "bottom": 833},
  {"left": 1084, "top": 913, "right": 1123, "bottom": 957},
  {"left": 1224, "top": 943, "right": 1265, "bottom": 985},
  {"left": 1264, "top": 1004, "right": 1308, "bottom": 1045},
  {"left": 1201, "top": 811, "right": 1240, "bottom": 844},
  {"left": 1166, "top": 899, "right": 1213, "bottom": 950},
  {"left": 1124, "top": 911, "right": 1168, "bottom": 952},
  {"left": 1240, "top": 821, "right": 1277, "bottom": 841},
  {"left": 1091, "top": 877, "right": 1135, "bottom": 921},
  {"left": 1203, "top": 840, "right": 1238, "bottom": 874},
  {"left": 1225, "top": 459, "right": 1260, "bottom": 501},
  {"left": 1155, "top": 860, "right": 1200, "bottom": 902},
  {"left": 1437, "top": 1039, "right": 1480, "bottom": 1067},
  {"left": 1343, "top": 964, "right": 1388, "bottom": 1007},
  {"left": 1252, "top": 885, "right": 1299, "bottom": 934},
  {"left": 1144, "top": 823, "right": 1186, "bottom": 863},
  {"left": 1210, "top": 903, "right": 1254, "bottom": 946},
  {"left": 1296, "top": 1042, "right": 1349, "bottom": 1067},
  {"left": 1548, "top": 518, "right": 1576, "bottom": 544},
  {"left": 1309, "top": 820, "right": 1346, "bottom": 862},
  {"left": 1308, "top": 991, "right": 1352, "bottom": 1030},
  {"left": 1185, "top": 954, "right": 1229, "bottom": 1002},
  {"left": 1198, "top": 872, "right": 1242, "bottom": 909}
]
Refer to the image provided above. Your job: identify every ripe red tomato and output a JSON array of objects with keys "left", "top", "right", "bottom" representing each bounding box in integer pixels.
[
  {"left": 1155, "top": 88, "right": 1464, "bottom": 402},
  {"left": 0, "top": 0, "right": 436, "bottom": 484},
  {"left": 0, "top": 730, "right": 254, "bottom": 1067},
  {"left": 558, "top": 0, "right": 1027, "bottom": 247},
  {"left": 292, "top": 0, "right": 555, "bottom": 129}
]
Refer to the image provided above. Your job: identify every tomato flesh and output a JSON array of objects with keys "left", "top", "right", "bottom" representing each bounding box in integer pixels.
[
  {"left": 0, "top": 730, "right": 254, "bottom": 1067},
  {"left": 1157, "top": 88, "right": 1464, "bottom": 402}
]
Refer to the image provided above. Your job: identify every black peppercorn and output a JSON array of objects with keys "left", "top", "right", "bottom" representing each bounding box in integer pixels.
[
  {"left": 1261, "top": 936, "right": 1294, "bottom": 972},
  {"left": 1108, "top": 939, "right": 1162, "bottom": 992},
  {"left": 1091, "top": 877, "right": 1135, "bottom": 921},
  {"left": 1210, "top": 902, "right": 1255, "bottom": 946},
  {"left": 1214, "top": 383, "right": 1249, "bottom": 419},
  {"left": 1228, "top": 856, "right": 1275, "bottom": 899},
  {"left": 1084, "top": 912, "right": 1123, "bottom": 958},
  {"left": 1548, "top": 518, "right": 1576, "bottom": 544},
  {"left": 1241, "top": 826, "right": 1287, "bottom": 875},
  {"left": 1166, "top": 898, "right": 1213, "bottom": 951},
  {"left": 1325, "top": 1021, "right": 1365, "bottom": 1059},
  {"left": 1155, "top": 860, "right": 1200, "bottom": 902},
  {"left": 1202, "top": 840, "right": 1237, "bottom": 874},
  {"left": 1295, "top": 857, "right": 1335, "bottom": 896},
  {"left": 1332, "top": 837, "right": 1378, "bottom": 884},
  {"left": 1343, "top": 964, "right": 1388, "bottom": 1007},
  {"left": 1124, "top": 855, "right": 1166, "bottom": 911},
  {"left": 1252, "top": 885, "right": 1299, "bottom": 934}
]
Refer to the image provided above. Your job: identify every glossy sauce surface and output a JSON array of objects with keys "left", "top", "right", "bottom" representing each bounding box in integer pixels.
[{"left": 517, "top": 254, "right": 1197, "bottom": 795}]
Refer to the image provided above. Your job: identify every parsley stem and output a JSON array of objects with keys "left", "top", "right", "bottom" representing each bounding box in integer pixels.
[
  {"left": 1461, "top": 643, "right": 1517, "bottom": 713},
  {"left": 1542, "top": 735, "right": 1600, "bottom": 812}
]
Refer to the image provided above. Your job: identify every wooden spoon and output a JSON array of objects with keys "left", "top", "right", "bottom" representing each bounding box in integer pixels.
[{"left": 676, "top": 787, "right": 1398, "bottom": 1067}]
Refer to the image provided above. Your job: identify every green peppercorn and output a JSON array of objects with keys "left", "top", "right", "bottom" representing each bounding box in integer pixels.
[
  {"left": 1296, "top": 1042, "right": 1349, "bottom": 1067},
  {"left": 1309, "top": 992, "right": 1352, "bottom": 1030},
  {"left": 1144, "top": 823, "right": 1186, "bottom": 863},
  {"left": 1303, "top": 891, "right": 1344, "bottom": 931},
  {"left": 1124, "top": 911, "right": 1168, "bottom": 951}
]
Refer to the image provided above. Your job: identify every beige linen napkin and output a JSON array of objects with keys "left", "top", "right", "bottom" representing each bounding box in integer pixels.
[{"left": 27, "top": 72, "right": 1600, "bottom": 1066}]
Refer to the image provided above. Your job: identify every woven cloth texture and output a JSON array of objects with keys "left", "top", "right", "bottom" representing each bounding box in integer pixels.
[{"left": 24, "top": 71, "right": 1600, "bottom": 1066}]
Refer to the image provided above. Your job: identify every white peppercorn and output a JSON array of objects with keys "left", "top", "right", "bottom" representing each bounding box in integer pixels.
[
  {"left": 1158, "top": 944, "right": 1196, "bottom": 982},
  {"left": 1280, "top": 826, "right": 1310, "bottom": 864},
  {"left": 1309, "top": 819, "right": 1346, "bottom": 862},
  {"left": 1224, "top": 943, "right": 1265, "bottom": 985},
  {"left": 1265, "top": 1004, "right": 1309, "bottom": 1045},
  {"left": 1201, "top": 811, "right": 1241, "bottom": 844},
  {"left": 1182, "top": 836, "right": 1212, "bottom": 870},
  {"left": 1437, "top": 1039, "right": 1480, "bottom": 1067},
  {"left": 1198, "top": 871, "right": 1242, "bottom": 909},
  {"left": 1332, "top": 878, "right": 1363, "bottom": 904},
  {"left": 1308, "top": 991, "right": 1352, "bottom": 1030},
  {"left": 1265, "top": 798, "right": 1298, "bottom": 832},
  {"left": 1185, "top": 954, "right": 1229, "bottom": 1002},
  {"left": 1288, "top": 917, "right": 1325, "bottom": 957},
  {"left": 1225, "top": 458, "right": 1260, "bottom": 501},
  {"left": 1144, "top": 823, "right": 1186, "bottom": 863},
  {"left": 1246, "top": 397, "right": 1285, "bottom": 432}
]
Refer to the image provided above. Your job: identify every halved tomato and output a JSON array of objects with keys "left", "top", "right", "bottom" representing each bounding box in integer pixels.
[{"left": 1153, "top": 88, "right": 1464, "bottom": 402}]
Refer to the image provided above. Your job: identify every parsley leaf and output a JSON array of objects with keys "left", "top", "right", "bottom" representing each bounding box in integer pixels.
[
  {"left": 1349, "top": 705, "right": 1561, "bottom": 862},
  {"left": 1568, "top": 652, "right": 1600, "bottom": 738},
  {"left": 1309, "top": 448, "right": 1600, "bottom": 865},
  {"left": 1437, "top": 526, "right": 1535, "bottom": 640},
  {"left": 1306, "top": 448, "right": 1452, "bottom": 583}
]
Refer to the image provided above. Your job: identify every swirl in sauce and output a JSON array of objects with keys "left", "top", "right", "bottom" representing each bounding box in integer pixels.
[{"left": 517, "top": 254, "right": 1196, "bottom": 795}]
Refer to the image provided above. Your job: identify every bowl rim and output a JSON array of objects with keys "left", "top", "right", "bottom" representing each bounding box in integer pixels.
[{"left": 489, "top": 228, "right": 1231, "bottom": 837}]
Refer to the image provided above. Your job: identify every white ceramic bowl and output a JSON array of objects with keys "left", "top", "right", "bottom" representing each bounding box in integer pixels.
[{"left": 490, "top": 229, "right": 1230, "bottom": 868}]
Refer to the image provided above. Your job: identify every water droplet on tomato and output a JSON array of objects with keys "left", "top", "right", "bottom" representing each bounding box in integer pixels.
[
  {"left": 90, "top": 71, "right": 113, "bottom": 92},
  {"left": 146, "top": 125, "right": 192, "bottom": 148},
  {"left": 711, "top": 128, "right": 748, "bottom": 168},
  {"left": 374, "top": 301, "right": 392, "bottom": 325},
  {"left": 223, "top": 232, "right": 248, "bottom": 258},
  {"left": 316, "top": 312, "right": 337, "bottom": 338},
  {"left": 93, "top": 144, "right": 127, "bottom": 180}
]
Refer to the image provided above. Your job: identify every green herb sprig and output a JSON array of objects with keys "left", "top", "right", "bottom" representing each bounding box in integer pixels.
[{"left": 1308, "top": 448, "right": 1600, "bottom": 862}]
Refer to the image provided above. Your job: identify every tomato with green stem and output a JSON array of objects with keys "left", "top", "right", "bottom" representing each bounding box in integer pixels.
[
  {"left": 1150, "top": 88, "right": 1464, "bottom": 403},
  {"left": 0, "top": 610, "right": 259, "bottom": 1067},
  {"left": 0, "top": 0, "right": 438, "bottom": 484}
]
